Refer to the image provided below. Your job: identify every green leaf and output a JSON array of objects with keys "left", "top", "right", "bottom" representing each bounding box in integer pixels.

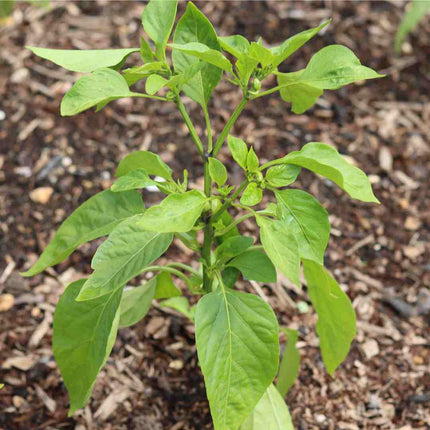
[
  {"left": 76, "top": 216, "right": 173, "bottom": 301},
  {"left": 119, "top": 280, "right": 156, "bottom": 327},
  {"left": 53, "top": 279, "right": 122, "bottom": 415},
  {"left": 141, "top": 0, "right": 178, "bottom": 61},
  {"left": 111, "top": 168, "right": 157, "bottom": 192},
  {"left": 395, "top": 0, "right": 430, "bottom": 53},
  {"left": 140, "top": 36, "right": 154, "bottom": 63},
  {"left": 195, "top": 288, "right": 280, "bottom": 430},
  {"left": 270, "top": 20, "right": 330, "bottom": 67},
  {"left": 123, "top": 62, "right": 165, "bottom": 86},
  {"left": 277, "top": 328, "right": 300, "bottom": 396},
  {"left": 236, "top": 54, "right": 259, "bottom": 86},
  {"left": 246, "top": 147, "right": 259, "bottom": 172},
  {"left": 272, "top": 142, "right": 379, "bottom": 203},
  {"left": 265, "top": 164, "right": 301, "bottom": 188},
  {"left": 172, "top": 2, "right": 222, "bottom": 107},
  {"left": 164, "top": 62, "right": 205, "bottom": 91},
  {"left": 27, "top": 47, "right": 139, "bottom": 73},
  {"left": 277, "top": 45, "right": 383, "bottom": 114},
  {"left": 0, "top": 383, "right": 3, "bottom": 389},
  {"left": 208, "top": 157, "right": 228, "bottom": 187},
  {"left": 227, "top": 135, "right": 248, "bottom": 170},
  {"left": 116, "top": 150, "right": 173, "bottom": 181},
  {"left": 170, "top": 42, "right": 233, "bottom": 73},
  {"left": 276, "top": 189, "right": 330, "bottom": 264},
  {"left": 227, "top": 249, "right": 277, "bottom": 283},
  {"left": 240, "top": 183, "right": 263, "bottom": 206},
  {"left": 145, "top": 74, "right": 168, "bottom": 95},
  {"left": 215, "top": 235, "right": 254, "bottom": 264},
  {"left": 214, "top": 210, "right": 240, "bottom": 245},
  {"left": 240, "top": 384, "right": 294, "bottom": 430},
  {"left": 138, "top": 190, "right": 207, "bottom": 233},
  {"left": 154, "top": 271, "right": 181, "bottom": 299},
  {"left": 159, "top": 296, "right": 195, "bottom": 320},
  {"left": 218, "top": 35, "right": 250, "bottom": 58},
  {"left": 60, "top": 68, "right": 141, "bottom": 116},
  {"left": 21, "top": 190, "right": 144, "bottom": 277},
  {"left": 302, "top": 259, "right": 356, "bottom": 376},
  {"left": 222, "top": 267, "right": 240, "bottom": 288},
  {"left": 249, "top": 42, "right": 274, "bottom": 68},
  {"left": 257, "top": 217, "right": 300, "bottom": 287}
]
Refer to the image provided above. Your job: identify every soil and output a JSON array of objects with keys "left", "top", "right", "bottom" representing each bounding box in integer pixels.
[{"left": 0, "top": 1, "right": 429, "bottom": 429}]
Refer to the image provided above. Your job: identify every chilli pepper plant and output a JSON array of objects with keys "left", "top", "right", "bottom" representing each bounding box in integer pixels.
[{"left": 23, "top": 1, "right": 384, "bottom": 429}]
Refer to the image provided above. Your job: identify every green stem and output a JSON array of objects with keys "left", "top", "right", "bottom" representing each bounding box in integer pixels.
[
  {"left": 211, "top": 179, "right": 248, "bottom": 224},
  {"left": 203, "top": 105, "right": 213, "bottom": 154},
  {"left": 176, "top": 97, "right": 204, "bottom": 158},
  {"left": 133, "top": 94, "right": 168, "bottom": 102},
  {"left": 214, "top": 212, "right": 254, "bottom": 236},
  {"left": 140, "top": 265, "right": 193, "bottom": 289},
  {"left": 213, "top": 97, "right": 248, "bottom": 156},
  {"left": 167, "top": 262, "right": 201, "bottom": 277}
]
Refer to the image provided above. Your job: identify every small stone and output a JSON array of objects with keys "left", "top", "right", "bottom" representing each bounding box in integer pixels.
[
  {"left": 403, "top": 245, "right": 424, "bottom": 260},
  {"left": 29, "top": 187, "right": 54, "bottom": 204},
  {"left": 360, "top": 339, "right": 379, "bottom": 360},
  {"left": 314, "top": 413, "right": 327, "bottom": 423},
  {"left": 0, "top": 294, "right": 14, "bottom": 312},
  {"left": 169, "top": 360, "right": 184, "bottom": 370},
  {"left": 12, "top": 396, "right": 25, "bottom": 409},
  {"left": 404, "top": 216, "right": 421, "bottom": 231},
  {"left": 379, "top": 147, "right": 393, "bottom": 172}
]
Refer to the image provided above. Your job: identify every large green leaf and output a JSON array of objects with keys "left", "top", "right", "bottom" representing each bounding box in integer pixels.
[
  {"left": 60, "top": 68, "right": 141, "bottom": 116},
  {"left": 395, "top": 0, "right": 430, "bottom": 53},
  {"left": 218, "top": 35, "right": 250, "bottom": 58},
  {"left": 277, "top": 45, "right": 383, "bottom": 114},
  {"left": 138, "top": 190, "right": 207, "bottom": 233},
  {"left": 257, "top": 217, "right": 300, "bottom": 287},
  {"left": 27, "top": 47, "right": 139, "bottom": 72},
  {"left": 77, "top": 216, "right": 173, "bottom": 301},
  {"left": 111, "top": 168, "right": 157, "bottom": 192},
  {"left": 53, "top": 279, "right": 122, "bottom": 415},
  {"left": 302, "top": 259, "right": 356, "bottom": 376},
  {"left": 172, "top": 2, "right": 222, "bottom": 107},
  {"left": 277, "top": 328, "right": 300, "bottom": 396},
  {"left": 21, "top": 190, "right": 144, "bottom": 277},
  {"left": 240, "top": 384, "right": 294, "bottom": 430},
  {"left": 154, "top": 271, "right": 181, "bottom": 299},
  {"left": 170, "top": 42, "right": 233, "bottom": 73},
  {"left": 115, "top": 150, "right": 173, "bottom": 181},
  {"left": 276, "top": 189, "right": 330, "bottom": 264},
  {"left": 195, "top": 288, "right": 279, "bottom": 430},
  {"left": 160, "top": 296, "right": 195, "bottom": 321},
  {"left": 119, "top": 280, "right": 156, "bottom": 328},
  {"left": 270, "top": 20, "right": 330, "bottom": 67},
  {"left": 227, "top": 249, "right": 277, "bottom": 283},
  {"left": 215, "top": 235, "right": 254, "bottom": 265},
  {"left": 271, "top": 142, "right": 379, "bottom": 203},
  {"left": 141, "top": 0, "right": 178, "bottom": 60}
]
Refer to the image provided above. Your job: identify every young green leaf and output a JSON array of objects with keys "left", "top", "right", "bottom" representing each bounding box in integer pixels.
[
  {"left": 170, "top": 42, "right": 233, "bottom": 73},
  {"left": 138, "top": 190, "right": 207, "bottom": 233},
  {"left": 249, "top": 42, "right": 274, "bottom": 68},
  {"left": 21, "top": 190, "right": 144, "bottom": 277},
  {"left": 208, "top": 157, "right": 228, "bottom": 187},
  {"left": 140, "top": 36, "right": 154, "bottom": 63},
  {"left": 240, "top": 384, "right": 295, "bottom": 430},
  {"left": 265, "top": 164, "right": 301, "bottom": 188},
  {"left": 172, "top": 2, "right": 222, "bottom": 107},
  {"left": 141, "top": 0, "right": 178, "bottom": 61},
  {"left": 27, "top": 47, "right": 139, "bottom": 72},
  {"left": 145, "top": 74, "right": 168, "bottom": 95},
  {"left": 240, "top": 182, "right": 263, "bottom": 206},
  {"left": 218, "top": 35, "right": 250, "bottom": 58},
  {"left": 60, "top": 68, "right": 139, "bottom": 116},
  {"left": 164, "top": 62, "right": 205, "bottom": 92},
  {"left": 270, "top": 20, "right": 330, "bottom": 67},
  {"left": 122, "top": 62, "right": 166, "bottom": 86},
  {"left": 236, "top": 54, "right": 259, "bottom": 86},
  {"left": 195, "top": 288, "right": 279, "bottom": 430},
  {"left": 246, "top": 147, "right": 259, "bottom": 172},
  {"left": 76, "top": 216, "right": 173, "bottom": 301},
  {"left": 214, "top": 210, "right": 240, "bottom": 245},
  {"left": 227, "top": 135, "right": 248, "bottom": 170},
  {"left": 270, "top": 142, "right": 379, "bottom": 203},
  {"left": 53, "top": 279, "right": 122, "bottom": 415},
  {"left": 395, "top": 0, "right": 430, "bottom": 53},
  {"left": 111, "top": 168, "right": 157, "bottom": 192},
  {"left": 257, "top": 217, "right": 300, "bottom": 287},
  {"left": 302, "top": 259, "right": 357, "bottom": 376},
  {"left": 159, "top": 296, "right": 195, "bottom": 321},
  {"left": 119, "top": 280, "right": 156, "bottom": 328},
  {"left": 276, "top": 189, "right": 330, "bottom": 264},
  {"left": 277, "top": 328, "right": 300, "bottom": 396},
  {"left": 215, "top": 235, "right": 254, "bottom": 264},
  {"left": 116, "top": 150, "right": 173, "bottom": 181},
  {"left": 154, "top": 271, "right": 181, "bottom": 299},
  {"left": 277, "top": 45, "right": 383, "bottom": 114},
  {"left": 227, "top": 249, "right": 277, "bottom": 283}
]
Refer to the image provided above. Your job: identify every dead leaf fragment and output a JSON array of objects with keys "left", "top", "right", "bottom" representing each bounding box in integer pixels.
[
  {"left": 379, "top": 146, "right": 393, "bottom": 171},
  {"left": 29, "top": 187, "right": 54, "bottom": 204},
  {"left": 2, "top": 355, "right": 37, "bottom": 371},
  {"left": 360, "top": 339, "right": 379, "bottom": 360},
  {"left": 0, "top": 294, "right": 14, "bottom": 312}
]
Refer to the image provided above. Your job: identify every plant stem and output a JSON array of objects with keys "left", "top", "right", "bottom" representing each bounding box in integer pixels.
[
  {"left": 176, "top": 97, "right": 205, "bottom": 158},
  {"left": 167, "top": 262, "right": 201, "bottom": 277},
  {"left": 214, "top": 212, "right": 254, "bottom": 236},
  {"left": 140, "top": 265, "right": 193, "bottom": 289},
  {"left": 213, "top": 97, "right": 248, "bottom": 156},
  {"left": 211, "top": 179, "right": 248, "bottom": 224},
  {"left": 203, "top": 105, "right": 213, "bottom": 153}
]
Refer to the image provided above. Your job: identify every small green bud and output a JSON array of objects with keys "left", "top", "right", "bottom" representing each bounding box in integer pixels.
[
  {"left": 251, "top": 77, "right": 261, "bottom": 92},
  {"left": 166, "top": 91, "right": 176, "bottom": 101}
]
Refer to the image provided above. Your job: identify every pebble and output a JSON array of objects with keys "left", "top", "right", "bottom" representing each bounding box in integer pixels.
[
  {"left": 0, "top": 294, "right": 14, "bottom": 312},
  {"left": 29, "top": 187, "right": 54, "bottom": 204},
  {"left": 0, "top": 110, "right": 5, "bottom": 121},
  {"left": 361, "top": 339, "right": 379, "bottom": 360}
]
